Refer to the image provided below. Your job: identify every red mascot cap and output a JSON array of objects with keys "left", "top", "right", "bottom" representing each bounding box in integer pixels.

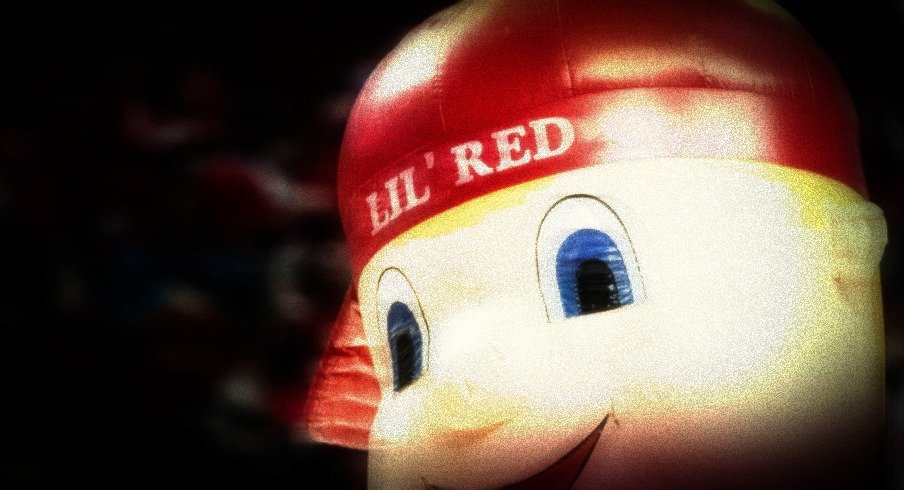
[{"left": 303, "top": 0, "right": 864, "bottom": 449}]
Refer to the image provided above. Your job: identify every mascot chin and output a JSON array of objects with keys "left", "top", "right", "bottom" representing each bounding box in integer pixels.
[{"left": 304, "top": 1, "right": 887, "bottom": 487}]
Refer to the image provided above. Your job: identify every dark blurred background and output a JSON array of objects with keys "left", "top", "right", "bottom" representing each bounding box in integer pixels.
[{"left": 0, "top": 1, "right": 899, "bottom": 487}]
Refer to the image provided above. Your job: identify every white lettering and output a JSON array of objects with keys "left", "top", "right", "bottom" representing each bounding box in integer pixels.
[
  {"left": 368, "top": 116, "right": 575, "bottom": 235},
  {"left": 531, "top": 117, "right": 575, "bottom": 161},
  {"left": 492, "top": 125, "right": 531, "bottom": 171},
  {"left": 452, "top": 141, "right": 493, "bottom": 186},
  {"left": 400, "top": 166, "right": 430, "bottom": 210},
  {"left": 367, "top": 192, "right": 391, "bottom": 235},
  {"left": 383, "top": 175, "right": 404, "bottom": 221},
  {"left": 367, "top": 165, "right": 432, "bottom": 235}
]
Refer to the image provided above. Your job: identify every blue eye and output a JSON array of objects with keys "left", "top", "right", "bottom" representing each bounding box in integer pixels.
[
  {"left": 378, "top": 268, "right": 429, "bottom": 392},
  {"left": 537, "top": 196, "right": 643, "bottom": 321},
  {"left": 387, "top": 301, "right": 423, "bottom": 391},
  {"left": 556, "top": 229, "right": 634, "bottom": 317}
]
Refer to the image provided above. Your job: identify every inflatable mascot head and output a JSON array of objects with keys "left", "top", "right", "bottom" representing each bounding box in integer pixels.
[{"left": 304, "top": 0, "right": 888, "bottom": 487}]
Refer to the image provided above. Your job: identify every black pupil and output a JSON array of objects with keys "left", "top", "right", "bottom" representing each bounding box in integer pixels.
[
  {"left": 393, "top": 330, "right": 416, "bottom": 388},
  {"left": 575, "top": 259, "right": 620, "bottom": 314}
]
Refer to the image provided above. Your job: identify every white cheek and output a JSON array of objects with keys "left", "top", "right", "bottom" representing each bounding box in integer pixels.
[{"left": 627, "top": 206, "right": 807, "bottom": 392}]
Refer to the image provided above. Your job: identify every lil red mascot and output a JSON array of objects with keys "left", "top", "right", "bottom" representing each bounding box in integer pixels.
[{"left": 305, "top": 1, "right": 888, "bottom": 487}]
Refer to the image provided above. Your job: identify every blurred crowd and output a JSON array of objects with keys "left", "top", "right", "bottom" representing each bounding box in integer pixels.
[
  {"left": 0, "top": 4, "right": 455, "bottom": 485},
  {"left": 0, "top": 1, "right": 900, "bottom": 486}
]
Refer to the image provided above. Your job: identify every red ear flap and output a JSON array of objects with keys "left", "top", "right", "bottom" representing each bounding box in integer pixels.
[{"left": 302, "top": 285, "right": 380, "bottom": 449}]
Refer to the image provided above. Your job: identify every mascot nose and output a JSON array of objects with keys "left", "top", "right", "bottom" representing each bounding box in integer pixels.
[
  {"left": 417, "top": 373, "right": 524, "bottom": 446},
  {"left": 416, "top": 306, "right": 625, "bottom": 445},
  {"left": 417, "top": 317, "right": 531, "bottom": 446}
]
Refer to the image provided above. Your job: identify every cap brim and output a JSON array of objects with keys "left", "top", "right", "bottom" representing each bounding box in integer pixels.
[{"left": 302, "top": 285, "right": 380, "bottom": 449}]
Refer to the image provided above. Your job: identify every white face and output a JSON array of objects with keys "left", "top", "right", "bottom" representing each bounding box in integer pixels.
[{"left": 356, "top": 158, "right": 886, "bottom": 488}]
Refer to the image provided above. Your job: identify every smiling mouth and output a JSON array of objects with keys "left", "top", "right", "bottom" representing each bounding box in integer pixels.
[{"left": 423, "top": 414, "right": 611, "bottom": 490}]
